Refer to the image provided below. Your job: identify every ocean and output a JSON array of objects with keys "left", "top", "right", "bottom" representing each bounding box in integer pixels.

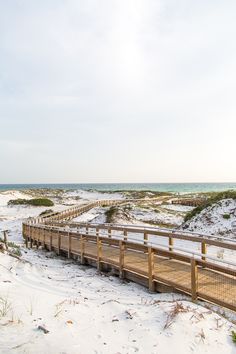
[{"left": 0, "top": 183, "right": 236, "bottom": 193}]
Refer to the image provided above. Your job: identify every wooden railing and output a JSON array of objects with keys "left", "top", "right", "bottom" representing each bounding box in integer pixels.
[{"left": 22, "top": 199, "right": 236, "bottom": 312}]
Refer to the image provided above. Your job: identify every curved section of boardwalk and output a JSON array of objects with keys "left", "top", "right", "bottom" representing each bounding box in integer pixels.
[{"left": 22, "top": 199, "right": 236, "bottom": 312}]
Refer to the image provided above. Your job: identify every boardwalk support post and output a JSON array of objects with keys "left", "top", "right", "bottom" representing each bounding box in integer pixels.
[
  {"left": 119, "top": 241, "right": 125, "bottom": 279},
  {"left": 97, "top": 236, "right": 102, "bottom": 272},
  {"left": 43, "top": 229, "right": 46, "bottom": 249},
  {"left": 3, "top": 230, "right": 8, "bottom": 250},
  {"left": 49, "top": 230, "right": 52, "bottom": 251},
  {"left": 68, "top": 232, "right": 71, "bottom": 258},
  {"left": 57, "top": 231, "right": 61, "bottom": 255},
  {"left": 36, "top": 229, "right": 39, "bottom": 249},
  {"left": 80, "top": 235, "right": 85, "bottom": 265},
  {"left": 148, "top": 247, "right": 155, "bottom": 292},
  {"left": 29, "top": 226, "right": 32, "bottom": 248},
  {"left": 191, "top": 258, "right": 198, "bottom": 301},
  {"left": 24, "top": 228, "right": 28, "bottom": 248}
]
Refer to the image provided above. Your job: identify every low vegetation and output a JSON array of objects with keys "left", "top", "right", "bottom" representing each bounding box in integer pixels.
[
  {"left": 0, "top": 236, "right": 22, "bottom": 257},
  {"left": 24, "top": 188, "right": 63, "bottom": 198},
  {"left": 123, "top": 190, "right": 173, "bottom": 199},
  {"left": 184, "top": 190, "right": 236, "bottom": 222},
  {"left": 98, "top": 190, "right": 173, "bottom": 199},
  {"left": 8, "top": 198, "right": 54, "bottom": 207},
  {"left": 105, "top": 206, "right": 131, "bottom": 223},
  {"left": 105, "top": 206, "right": 119, "bottom": 223},
  {"left": 0, "top": 296, "right": 12, "bottom": 318},
  {"left": 164, "top": 302, "right": 189, "bottom": 329},
  {"left": 39, "top": 209, "right": 54, "bottom": 216},
  {"left": 8, "top": 241, "right": 22, "bottom": 257},
  {"left": 232, "top": 331, "right": 236, "bottom": 344},
  {"left": 143, "top": 220, "right": 178, "bottom": 229}
]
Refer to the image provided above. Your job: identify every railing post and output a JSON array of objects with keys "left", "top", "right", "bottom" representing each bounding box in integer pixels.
[
  {"left": 68, "top": 232, "right": 71, "bottom": 258},
  {"left": 169, "top": 236, "right": 173, "bottom": 253},
  {"left": 43, "top": 228, "right": 46, "bottom": 249},
  {"left": 30, "top": 227, "right": 33, "bottom": 248},
  {"left": 97, "top": 236, "right": 102, "bottom": 272},
  {"left": 80, "top": 235, "right": 85, "bottom": 265},
  {"left": 108, "top": 227, "right": 111, "bottom": 238},
  {"left": 3, "top": 230, "right": 8, "bottom": 250},
  {"left": 49, "top": 229, "right": 52, "bottom": 251},
  {"left": 124, "top": 229, "right": 127, "bottom": 241},
  {"left": 144, "top": 232, "right": 148, "bottom": 245},
  {"left": 25, "top": 235, "right": 29, "bottom": 248},
  {"left": 22, "top": 222, "right": 24, "bottom": 237},
  {"left": 36, "top": 228, "right": 39, "bottom": 249},
  {"left": 191, "top": 258, "right": 198, "bottom": 301},
  {"left": 168, "top": 236, "right": 173, "bottom": 260},
  {"left": 119, "top": 240, "right": 125, "bottom": 279},
  {"left": 148, "top": 247, "right": 155, "bottom": 292},
  {"left": 201, "top": 242, "right": 207, "bottom": 262},
  {"left": 24, "top": 227, "right": 28, "bottom": 248},
  {"left": 57, "top": 230, "right": 61, "bottom": 255},
  {"left": 38, "top": 228, "right": 41, "bottom": 248}
]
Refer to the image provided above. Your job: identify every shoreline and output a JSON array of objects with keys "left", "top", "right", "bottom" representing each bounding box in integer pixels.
[{"left": 0, "top": 182, "right": 236, "bottom": 195}]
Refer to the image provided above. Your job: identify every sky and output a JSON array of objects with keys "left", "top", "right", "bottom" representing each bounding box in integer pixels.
[{"left": 0, "top": 0, "right": 236, "bottom": 183}]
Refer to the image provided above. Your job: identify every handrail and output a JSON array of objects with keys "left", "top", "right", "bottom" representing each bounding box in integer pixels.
[
  {"left": 28, "top": 222, "right": 236, "bottom": 269},
  {"left": 22, "top": 198, "right": 236, "bottom": 312},
  {"left": 23, "top": 199, "right": 236, "bottom": 255},
  {"left": 46, "top": 223, "right": 236, "bottom": 253}
]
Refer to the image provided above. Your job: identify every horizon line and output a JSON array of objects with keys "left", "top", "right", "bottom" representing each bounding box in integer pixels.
[{"left": 0, "top": 182, "right": 236, "bottom": 185}]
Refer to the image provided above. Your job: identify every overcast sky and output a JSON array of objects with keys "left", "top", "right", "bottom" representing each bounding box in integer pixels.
[{"left": 0, "top": 0, "right": 236, "bottom": 183}]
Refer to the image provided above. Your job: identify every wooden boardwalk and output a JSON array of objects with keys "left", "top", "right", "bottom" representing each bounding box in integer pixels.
[{"left": 22, "top": 200, "right": 236, "bottom": 312}]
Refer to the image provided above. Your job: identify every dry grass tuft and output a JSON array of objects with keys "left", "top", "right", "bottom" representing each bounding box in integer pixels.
[
  {"left": 164, "top": 302, "right": 190, "bottom": 329},
  {"left": 0, "top": 296, "right": 12, "bottom": 318}
]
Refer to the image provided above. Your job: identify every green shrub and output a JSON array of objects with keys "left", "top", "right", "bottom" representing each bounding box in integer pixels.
[
  {"left": 105, "top": 206, "right": 117, "bottom": 223},
  {"left": 7, "top": 241, "right": 22, "bottom": 257},
  {"left": 231, "top": 331, "right": 236, "bottom": 344},
  {"left": 8, "top": 198, "right": 54, "bottom": 207},
  {"left": 10, "top": 247, "right": 22, "bottom": 257},
  {"left": 39, "top": 209, "right": 54, "bottom": 216},
  {"left": 223, "top": 214, "right": 231, "bottom": 220},
  {"left": 184, "top": 206, "right": 205, "bottom": 222},
  {"left": 184, "top": 190, "right": 236, "bottom": 222}
]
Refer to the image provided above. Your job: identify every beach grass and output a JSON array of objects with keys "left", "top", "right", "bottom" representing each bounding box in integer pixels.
[{"left": 8, "top": 198, "right": 54, "bottom": 207}]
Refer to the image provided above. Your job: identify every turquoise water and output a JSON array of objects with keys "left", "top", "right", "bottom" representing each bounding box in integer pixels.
[{"left": 0, "top": 183, "right": 236, "bottom": 193}]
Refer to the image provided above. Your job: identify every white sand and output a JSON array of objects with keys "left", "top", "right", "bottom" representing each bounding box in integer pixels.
[
  {"left": 0, "top": 250, "right": 235, "bottom": 354},
  {"left": 0, "top": 190, "right": 236, "bottom": 353},
  {"left": 183, "top": 199, "right": 236, "bottom": 237}
]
